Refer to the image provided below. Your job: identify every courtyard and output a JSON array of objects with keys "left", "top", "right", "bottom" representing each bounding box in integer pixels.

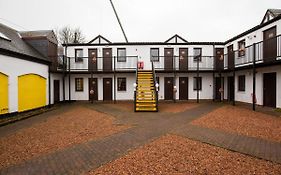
[{"left": 0, "top": 102, "right": 280, "bottom": 174}]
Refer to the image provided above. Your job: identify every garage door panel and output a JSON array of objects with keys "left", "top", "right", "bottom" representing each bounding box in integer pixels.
[
  {"left": 0, "top": 72, "right": 8, "bottom": 115},
  {"left": 18, "top": 74, "right": 46, "bottom": 112}
]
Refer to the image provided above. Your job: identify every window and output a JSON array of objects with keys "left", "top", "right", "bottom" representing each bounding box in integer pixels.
[
  {"left": 75, "top": 49, "right": 83, "bottom": 62},
  {"left": 193, "top": 48, "right": 202, "bottom": 62},
  {"left": 238, "top": 40, "right": 246, "bottom": 57},
  {"left": 117, "top": 78, "right": 126, "bottom": 91},
  {"left": 150, "top": 48, "right": 159, "bottom": 61},
  {"left": 238, "top": 75, "right": 245, "bottom": 91},
  {"left": 117, "top": 48, "right": 126, "bottom": 62},
  {"left": 75, "top": 78, "right": 84, "bottom": 91},
  {"left": 193, "top": 77, "right": 202, "bottom": 90}
]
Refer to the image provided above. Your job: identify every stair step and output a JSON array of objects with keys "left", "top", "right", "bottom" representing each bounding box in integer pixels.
[
  {"left": 136, "top": 100, "right": 156, "bottom": 103},
  {"left": 136, "top": 104, "right": 157, "bottom": 107},
  {"left": 136, "top": 107, "right": 157, "bottom": 111}
]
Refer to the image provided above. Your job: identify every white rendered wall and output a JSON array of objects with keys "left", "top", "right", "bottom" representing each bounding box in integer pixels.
[
  {"left": 0, "top": 54, "right": 49, "bottom": 113},
  {"left": 222, "top": 65, "right": 281, "bottom": 108},
  {"left": 64, "top": 74, "right": 136, "bottom": 101},
  {"left": 156, "top": 73, "right": 214, "bottom": 100},
  {"left": 65, "top": 44, "right": 217, "bottom": 71}
]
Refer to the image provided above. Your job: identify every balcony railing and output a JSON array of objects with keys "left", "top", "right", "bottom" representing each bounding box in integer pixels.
[
  {"left": 56, "top": 56, "right": 138, "bottom": 72},
  {"left": 224, "top": 35, "right": 281, "bottom": 70},
  {"left": 153, "top": 55, "right": 215, "bottom": 71}
]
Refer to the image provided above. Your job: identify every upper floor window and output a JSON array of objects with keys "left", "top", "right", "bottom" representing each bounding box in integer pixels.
[
  {"left": 193, "top": 48, "right": 202, "bottom": 62},
  {"left": 238, "top": 40, "right": 246, "bottom": 57},
  {"left": 75, "top": 78, "right": 84, "bottom": 91},
  {"left": 117, "top": 48, "right": 126, "bottom": 62},
  {"left": 150, "top": 48, "right": 159, "bottom": 61},
  {"left": 75, "top": 49, "right": 83, "bottom": 62},
  {"left": 117, "top": 77, "right": 126, "bottom": 91}
]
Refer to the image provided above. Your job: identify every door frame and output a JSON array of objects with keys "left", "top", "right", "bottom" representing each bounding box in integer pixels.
[
  {"left": 164, "top": 77, "right": 174, "bottom": 100},
  {"left": 53, "top": 80, "right": 60, "bottom": 104},
  {"left": 179, "top": 77, "right": 188, "bottom": 100},
  {"left": 103, "top": 78, "right": 112, "bottom": 101},
  {"left": 179, "top": 48, "right": 188, "bottom": 71},
  {"left": 164, "top": 48, "right": 174, "bottom": 71},
  {"left": 88, "top": 49, "right": 98, "bottom": 71},
  {"left": 89, "top": 78, "right": 98, "bottom": 101},
  {"left": 263, "top": 72, "right": 276, "bottom": 108}
]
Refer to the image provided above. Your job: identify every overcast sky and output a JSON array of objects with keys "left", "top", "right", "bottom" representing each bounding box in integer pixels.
[{"left": 0, "top": 0, "right": 281, "bottom": 43}]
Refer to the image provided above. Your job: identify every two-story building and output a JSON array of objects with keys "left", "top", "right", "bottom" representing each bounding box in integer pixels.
[{"left": 54, "top": 9, "right": 281, "bottom": 110}]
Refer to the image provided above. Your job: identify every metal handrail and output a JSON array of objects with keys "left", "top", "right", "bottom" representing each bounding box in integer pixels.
[
  {"left": 134, "top": 56, "right": 139, "bottom": 112},
  {"left": 151, "top": 60, "right": 159, "bottom": 111}
]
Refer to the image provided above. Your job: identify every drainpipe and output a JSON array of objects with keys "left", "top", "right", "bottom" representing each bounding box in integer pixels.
[
  {"left": 253, "top": 43, "right": 256, "bottom": 111},
  {"left": 48, "top": 64, "right": 51, "bottom": 107}
]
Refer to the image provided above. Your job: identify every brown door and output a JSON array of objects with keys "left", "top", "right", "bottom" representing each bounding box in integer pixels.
[
  {"left": 227, "top": 45, "right": 234, "bottom": 70},
  {"left": 179, "top": 48, "right": 188, "bottom": 71},
  {"left": 215, "top": 77, "right": 223, "bottom": 100},
  {"left": 54, "top": 80, "right": 60, "bottom": 103},
  {"left": 263, "top": 27, "right": 277, "bottom": 62},
  {"left": 227, "top": 76, "right": 234, "bottom": 101},
  {"left": 88, "top": 49, "right": 98, "bottom": 71},
  {"left": 103, "top": 78, "right": 112, "bottom": 101},
  {"left": 89, "top": 78, "right": 98, "bottom": 101},
  {"left": 179, "top": 77, "right": 188, "bottom": 100},
  {"left": 103, "top": 48, "right": 112, "bottom": 71},
  {"left": 263, "top": 73, "right": 276, "bottom": 107},
  {"left": 164, "top": 48, "right": 174, "bottom": 71},
  {"left": 164, "top": 77, "right": 174, "bottom": 100},
  {"left": 215, "top": 48, "right": 224, "bottom": 71}
]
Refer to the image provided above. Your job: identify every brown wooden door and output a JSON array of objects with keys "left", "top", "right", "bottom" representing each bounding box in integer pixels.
[
  {"left": 89, "top": 78, "right": 98, "bottom": 101},
  {"left": 179, "top": 77, "right": 188, "bottom": 100},
  {"left": 164, "top": 77, "right": 174, "bottom": 100},
  {"left": 263, "top": 73, "right": 276, "bottom": 107},
  {"left": 103, "top": 78, "right": 112, "bottom": 101},
  {"left": 263, "top": 27, "right": 277, "bottom": 62},
  {"left": 54, "top": 80, "right": 60, "bottom": 103},
  {"left": 88, "top": 49, "right": 98, "bottom": 71},
  {"left": 215, "top": 48, "right": 224, "bottom": 71},
  {"left": 227, "top": 76, "right": 234, "bottom": 101},
  {"left": 103, "top": 48, "right": 112, "bottom": 71},
  {"left": 227, "top": 45, "right": 234, "bottom": 70},
  {"left": 164, "top": 48, "right": 174, "bottom": 71},
  {"left": 215, "top": 77, "right": 222, "bottom": 100},
  {"left": 179, "top": 48, "right": 188, "bottom": 71}
]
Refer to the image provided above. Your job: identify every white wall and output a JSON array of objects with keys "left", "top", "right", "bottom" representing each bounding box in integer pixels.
[
  {"left": 222, "top": 65, "right": 281, "bottom": 108},
  {"left": 156, "top": 73, "right": 214, "bottom": 100},
  {"left": 0, "top": 54, "right": 49, "bottom": 113},
  {"left": 64, "top": 74, "right": 136, "bottom": 101},
  {"left": 65, "top": 44, "right": 217, "bottom": 71}
]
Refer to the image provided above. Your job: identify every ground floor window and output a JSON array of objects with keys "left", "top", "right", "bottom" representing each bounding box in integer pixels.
[
  {"left": 75, "top": 78, "right": 84, "bottom": 91},
  {"left": 193, "top": 77, "right": 202, "bottom": 90},
  {"left": 117, "top": 77, "right": 126, "bottom": 91},
  {"left": 238, "top": 75, "right": 245, "bottom": 91}
]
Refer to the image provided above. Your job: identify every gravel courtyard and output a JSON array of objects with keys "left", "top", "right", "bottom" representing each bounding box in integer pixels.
[{"left": 0, "top": 102, "right": 280, "bottom": 174}]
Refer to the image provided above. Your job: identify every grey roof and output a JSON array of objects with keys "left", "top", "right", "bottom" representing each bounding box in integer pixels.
[
  {"left": 268, "top": 9, "right": 281, "bottom": 17},
  {"left": 20, "top": 30, "right": 58, "bottom": 44},
  {"left": 0, "top": 23, "right": 50, "bottom": 62}
]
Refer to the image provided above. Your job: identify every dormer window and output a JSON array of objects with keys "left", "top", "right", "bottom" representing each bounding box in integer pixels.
[{"left": 238, "top": 40, "right": 245, "bottom": 57}]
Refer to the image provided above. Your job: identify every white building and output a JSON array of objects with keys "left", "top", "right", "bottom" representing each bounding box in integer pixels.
[
  {"left": 0, "top": 23, "right": 58, "bottom": 115},
  {"left": 55, "top": 9, "right": 281, "bottom": 109},
  {"left": 1, "top": 9, "right": 281, "bottom": 116}
]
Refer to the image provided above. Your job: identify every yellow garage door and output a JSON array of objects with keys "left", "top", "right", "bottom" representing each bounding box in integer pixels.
[
  {"left": 18, "top": 74, "right": 46, "bottom": 112},
  {"left": 0, "top": 72, "right": 8, "bottom": 115}
]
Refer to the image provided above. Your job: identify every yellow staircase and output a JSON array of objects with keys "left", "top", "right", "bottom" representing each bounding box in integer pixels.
[{"left": 135, "top": 70, "right": 158, "bottom": 112}]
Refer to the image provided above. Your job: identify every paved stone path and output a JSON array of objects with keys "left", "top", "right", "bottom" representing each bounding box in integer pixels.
[
  {"left": 173, "top": 124, "right": 281, "bottom": 164},
  {"left": 0, "top": 102, "right": 281, "bottom": 174}
]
